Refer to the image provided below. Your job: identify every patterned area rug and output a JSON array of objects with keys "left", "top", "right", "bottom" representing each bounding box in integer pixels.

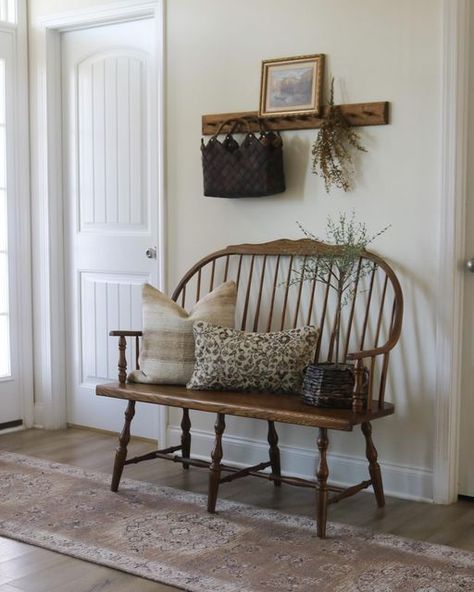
[{"left": 0, "top": 452, "right": 473, "bottom": 592}]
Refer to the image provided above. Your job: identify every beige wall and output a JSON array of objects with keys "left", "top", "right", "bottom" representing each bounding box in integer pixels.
[
  {"left": 166, "top": 0, "right": 441, "bottom": 497},
  {"left": 29, "top": 0, "right": 442, "bottom": 498}
]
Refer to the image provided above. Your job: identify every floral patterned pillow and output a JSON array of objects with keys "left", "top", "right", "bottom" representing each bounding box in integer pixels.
[{"left": 187, "top": 321, "right": 319, "bottom": 394}]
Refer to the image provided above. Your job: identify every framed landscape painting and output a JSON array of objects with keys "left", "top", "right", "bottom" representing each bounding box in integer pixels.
[{"left": 259, "top": 54, "right": 325, "bottom": 118}]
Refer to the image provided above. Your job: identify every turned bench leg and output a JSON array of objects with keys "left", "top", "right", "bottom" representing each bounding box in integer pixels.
[
  {"left": 208, "top": 413, "right": 225, "bottom": 513},
  {"left": 362, "top": 421, "right": 385, "bottom": 508},
  {"left": 316, "top": 427, "right": 329, "bottom": 538},
  {"left": 267, "top": 420, "right": 281, "bottom": 486},
  {"left": 111, "top": 400, "right": 135, "bottom": 492},
  {"left": 181, "top": 408, "right": 191, "bottom": 470}
]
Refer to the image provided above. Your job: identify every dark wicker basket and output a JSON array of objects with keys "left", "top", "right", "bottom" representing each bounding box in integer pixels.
[
  {"left": 302, "top": 362, "right": 366, "bottom": 409},
  {"left": 201, "top": 117, "right": 286, "bottom": 198}
]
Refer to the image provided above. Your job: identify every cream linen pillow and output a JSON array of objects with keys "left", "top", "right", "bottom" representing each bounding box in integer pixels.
[{"left": 128, "top": 281, "right": 237, "bottom": 385}]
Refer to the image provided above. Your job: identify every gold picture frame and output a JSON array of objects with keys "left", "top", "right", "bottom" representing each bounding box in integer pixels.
[{"left": 259, "top": 54, "right": 325, "bottom": 118}]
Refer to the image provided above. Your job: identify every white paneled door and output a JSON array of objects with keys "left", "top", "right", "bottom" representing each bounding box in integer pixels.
[{"left": 62, "top": 18, "right": 160, "bottom": 438}]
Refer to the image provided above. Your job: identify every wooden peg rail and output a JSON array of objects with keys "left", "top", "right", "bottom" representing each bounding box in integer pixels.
[{"left": 202, "top": 101, "right": 389, "bottom": 135}]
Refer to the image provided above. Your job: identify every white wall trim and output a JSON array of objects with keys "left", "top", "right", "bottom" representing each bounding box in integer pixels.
[
  {"left": 12, "top": 0, "right": 34, "bottom": 427},
  {"left": 37, "top": 0, "right": 159, "bottom": 30},
  {"left": 0, "top": 0, "right": 35, "bottom": 428},
  {"left": 155, "top": 0, "right": 167, "bottom": 298},
  {"left": 32, "top": 0, "right": 167, "bottom": 443},
  {"left": 433, "top": 0, "right": 470, "bottom": 503},
  {"left": 167, "top": 426, "right": 434, "bottom": 502}
]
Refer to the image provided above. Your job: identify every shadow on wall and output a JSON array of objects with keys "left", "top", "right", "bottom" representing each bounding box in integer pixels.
[
  {"left": 382, "top": 257, "right": 436, "bottom": 469},
  {"left": 219, "top": 253, "right": 437, "bottom": 478},
  {"left": 283, "top": 135, "right": 311, "bottom": 198},
  {"left": 325, "top": 255, "right": 436, "bottom": 469}
]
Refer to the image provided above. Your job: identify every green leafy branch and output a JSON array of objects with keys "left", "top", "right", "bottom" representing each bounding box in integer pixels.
[{"left": 290, "top": 212, "right": 390, "bottom": 362}]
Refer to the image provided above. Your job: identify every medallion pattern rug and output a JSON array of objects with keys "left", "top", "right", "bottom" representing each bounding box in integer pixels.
[{"left": 0, "top": 451, "right": 473, "bottom": 592}]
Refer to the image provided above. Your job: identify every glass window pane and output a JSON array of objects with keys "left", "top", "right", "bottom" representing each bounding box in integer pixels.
[
  {"left": 0, "top": 130, "right": 6, "bottom": 189},
  {"left": 0, "top": 189, "right": 6, "bottom": 251},
  {"left": 0, "top": 252, "right": 8, "bottom": 315},
  {"left": 0, "top": 60, "right": 5, "bottom": 126},
  {"left": 0, "top": 314, "right": 10, "bottom": 378},
  {"left": 7, "top": 0, "right": 16, "bottom": 24},
  {"left": 0, "top": 40, "right": 10, "bottom": 379},
  {"left": 0, "top": 0, "right": 16, "bottom": 24}
]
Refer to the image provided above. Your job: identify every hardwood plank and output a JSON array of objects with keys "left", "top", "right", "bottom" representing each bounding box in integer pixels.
[
  {"left": 40, "top": 566, "right": 177, "bottom": 592},
  {"left": 2, "top": 556, "right": 85, "bottom": 591},
  {"left": 0, "top": 540, "right": 35, "bottom": 563},
  {"left": 50, "top": 568, "right": 177, "bottom": 592},
  {"left": 0, "top": 549, "right": 69, "bottom": 586}
]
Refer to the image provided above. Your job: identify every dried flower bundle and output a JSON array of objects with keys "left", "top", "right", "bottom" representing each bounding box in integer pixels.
[{"left": 312, "top": 79, "right": 367, "bottom": 193}]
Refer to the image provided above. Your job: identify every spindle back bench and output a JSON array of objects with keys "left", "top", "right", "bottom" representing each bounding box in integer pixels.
[{"left": 96, "top": 239, "right": 403, "bottom": 538}]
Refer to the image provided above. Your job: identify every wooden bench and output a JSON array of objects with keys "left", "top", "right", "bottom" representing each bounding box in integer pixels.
[{"left": 96, "top": 238, "right": 403, "bottom": 538}]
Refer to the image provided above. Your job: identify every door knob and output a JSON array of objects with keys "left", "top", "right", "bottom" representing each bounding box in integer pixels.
[
  {"left": 466, "top": 258, "right": 474, "bottom": 272},
  {"left": 145, "top": 247, "right": 157, "bottom": 259}
]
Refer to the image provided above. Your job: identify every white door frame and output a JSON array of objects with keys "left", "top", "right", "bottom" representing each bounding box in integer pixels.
[
  {"left": 0, "top": 0, "right": 34, "bottom": 428},
  {"left": 434, "top": 0, "right": 470, "bottom": 503},
  {"left": 33, "top": 0, "right": 167, "bottom": 441}
]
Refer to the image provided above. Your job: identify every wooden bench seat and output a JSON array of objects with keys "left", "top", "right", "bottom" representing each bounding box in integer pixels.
[
  {"left": 97, "top": 382, "right": 395, "bottom": 431},
  {"left": 96, "top": 238, "right": 403, "bottom": 538}
]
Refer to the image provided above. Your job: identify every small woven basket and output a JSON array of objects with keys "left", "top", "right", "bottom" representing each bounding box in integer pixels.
[{"left": 302, "top": 362, "right": 362, "bottom": 409}]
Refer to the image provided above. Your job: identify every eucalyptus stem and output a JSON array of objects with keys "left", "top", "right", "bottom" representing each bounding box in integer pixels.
[{"left": 290, "top": 212, "right": 390, "bottom": 363}]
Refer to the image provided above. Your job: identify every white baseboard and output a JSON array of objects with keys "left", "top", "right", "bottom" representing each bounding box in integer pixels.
[
  {"left": 33, "top": 402, "right": 47, "bottom": 429},
  {"left": 167, "top": 425, "right": 434, "bottom": 502},
  {"left": 34, "top": 401, "right": 67, "bottom": 429}
]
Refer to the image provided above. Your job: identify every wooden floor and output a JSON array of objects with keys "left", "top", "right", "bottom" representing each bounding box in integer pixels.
[{"left": 0, "top": 428, "right": 473, "bottom": 592}]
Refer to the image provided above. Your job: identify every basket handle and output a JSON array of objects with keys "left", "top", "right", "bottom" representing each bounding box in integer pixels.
[
  {"left": 247, "top": 115, "right": 282, "bottom": 140},
  {"left": 212, "top": 117, "right": 251, "bottom": 138}
]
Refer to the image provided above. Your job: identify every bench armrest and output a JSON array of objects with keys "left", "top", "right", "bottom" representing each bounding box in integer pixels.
[
  {"left": 346, "top": 347, "right": 387, "bottom": 361},
  {"left": 109, "top": 330, "right": 143, "bottom": 337},
  {"left": 109, "top": 330, "right": 142, "bottom": 383},
  {"left": 346, "top": 349, "right": 391, "bottom": 412},
  {"left": 346, "top": 347, "right": 391, "bottom": 360}
]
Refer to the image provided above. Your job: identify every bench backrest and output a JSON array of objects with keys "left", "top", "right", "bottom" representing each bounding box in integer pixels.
[{"left": 171, "top": 239, "right": 403, "bottom": 406}]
